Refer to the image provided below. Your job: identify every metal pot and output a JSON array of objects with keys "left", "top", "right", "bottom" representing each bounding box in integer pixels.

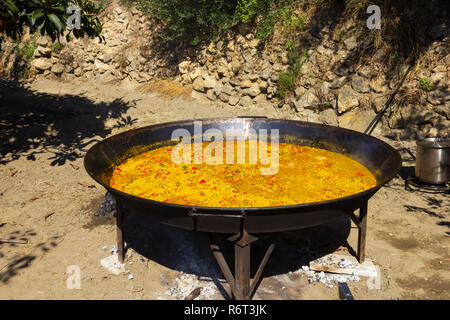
[{"left": 415, "top": 138, "right": 450, "bottom": 184}]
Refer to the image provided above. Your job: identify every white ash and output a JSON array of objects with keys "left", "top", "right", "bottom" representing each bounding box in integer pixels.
[
  {"left": 164, "top": 273, "right": 218, "bottom": 300},
  {"left": 110, "top": 245, "right": 118, "bottom": 255},
  {"left": 113, "top": 262, "right": 126, "bottom": 269},
  {"left": 94, "top": 192, "right": 116, "bottom": 216},
  {"left": 337, "top": 258, "right": 358, "bottom": 269},
  {"left": 297, "top": 266, "right": 360, "bottom": 287}
]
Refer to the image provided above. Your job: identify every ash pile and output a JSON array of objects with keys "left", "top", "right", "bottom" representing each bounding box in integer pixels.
[{"left": 94, "top": 192, "right": 116, "bottom": 216}]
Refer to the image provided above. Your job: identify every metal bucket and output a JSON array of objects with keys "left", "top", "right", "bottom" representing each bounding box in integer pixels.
[{"left": 415, "top": 138, "right": 450, "bottom": 185}]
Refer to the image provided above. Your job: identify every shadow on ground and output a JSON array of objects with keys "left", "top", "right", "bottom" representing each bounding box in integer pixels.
[
  {"left": 120, "top": 213, "right": 351, "bottom": 298},
  {"left": 0, "top": 78, "right": 133, "bottom": 165}
]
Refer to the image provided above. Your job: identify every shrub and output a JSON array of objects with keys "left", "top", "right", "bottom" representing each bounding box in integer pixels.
[
  {"left": 133, "top": 0, "right": 238, "bottom": 45},
  {"left": 419, "top": 77, "right": 433, "bottom": 92}
]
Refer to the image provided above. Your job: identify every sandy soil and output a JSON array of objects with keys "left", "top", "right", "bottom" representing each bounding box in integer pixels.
[{"left": 0, "top": 76, "right": 448, "bottom": 300}]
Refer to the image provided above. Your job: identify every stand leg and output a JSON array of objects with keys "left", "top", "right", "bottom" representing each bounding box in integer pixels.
[
  {"left": 234, "top": 241, "right": 251, "bottom": 300},
  {"left": 357, "top": 202, "right": 368, "bottom": 263},
  {"left": 116, "top": 199, "right": 125, "bottom": 263}
]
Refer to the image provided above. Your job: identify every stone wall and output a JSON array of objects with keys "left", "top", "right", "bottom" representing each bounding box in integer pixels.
[{"left": 2, "top": 2, "right": 449, "bottom": 138}]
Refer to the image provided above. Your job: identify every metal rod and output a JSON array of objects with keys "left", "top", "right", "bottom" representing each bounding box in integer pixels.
[
  {"left": 364, "top": 64, "right": 413, "bottom": 135},
  {"left": 116, "top": 199, "right": 125, "bottom": 263},
  {"left": 338, "top": 283, "right": 355, "bottom": 300},
  {"left": 209, "top": 242, "right": 236, "bottom": 295},
  {"left": 250, "top": 243, "right": 275, "bottom": 295},
  {"left": 357, "top": 202, "right": 368, "bottom": 263},
  {"left": 347, "top": 211, "right": 361, "bottom": 228}
]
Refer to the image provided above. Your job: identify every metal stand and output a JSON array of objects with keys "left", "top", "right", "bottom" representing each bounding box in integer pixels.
[
  {"left": 116, "top": 199, "right": 125, "bottom": 263},
  {"left": 204, "top": 214, "right": 275, "bottom": 300},
  {"left": 347, "top": 201, "right": 368, "bottom": 263},
  {"left": 209, "top": 235, "right": 275, "bottom": 300}
]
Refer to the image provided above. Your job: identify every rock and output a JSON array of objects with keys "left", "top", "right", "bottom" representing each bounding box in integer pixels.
[
  {"left": 189, "top": 68, "right": 201, "bottom": 80},
  {"left": 219, "top": 93, "right": 230, "bottom": 102},
  {"left": 371, "top": 94, "right": 387, "bottom": 113},
  {"left": 351, "top": 75, "right": 370, "bottom": 93},
  {"left": 38, "top": 37, "right": 49, "bottom": 48},
  {"left": 207, "top": 42, "right": 215, "bottom": 54},
  {"left": 37, "top": 46, "right": 52, "bottom": 58},
  {"left": 249, "top": 39, "right": 261, "bottom": 48},
  {"left": 337, "top": 87, "right": 359, "bottom": 114},
  {"left": 430, "top": 72, "right": 447, "bottom": 86},
  {"left": 181, "top": 73, "right": 192, "bottom": 85},
  {"left": 51, "top": 63, "right": 64, "bottom": 75},
  {"left": 214, "top": 82, "right": 223, "bottom": 96},
  {"left": 243, "top": 84, "right": 260, "bottom": 97},
  {"left": 178, "top": 61, "right": 190, "bottom": 74},
  {"left": 339, "top": 109, "right": 376, "bottom": 132},
  {"left": 270, "top": 73, "right": 279, "bottom": 82},
  {"left": 94, "top": 59, "right": 108, "bottom": 74},
  {"left": 318, "top": 108, "right": 338, "bottom": 126},
  {"left": 239, "top": 96, "right": 253, "bottom": 108},
  {"left": 435, "top": 103, "right": 450, "bottom": 120},
  {"left": 295, "top": 86, "right": 307, "bottom": 97},
  {"left": 261, "top": 68, "right": 272, "bottom": 81},
  {"left": 329, "top": 76, "right": 348, "bottom": 89},
  {"left": 388, "top": 106, "right": 434, "bottom": 129},
  {"left": 74, "top": 67, "right": 82, "bottom": 77},
  {"left": 301, "top": 61, "right": 315, "bottom": 76},
  {"left": 203, "top": 76, "right": 216, "bottom": 89},
  {"left": 321, "top": 82, "right": 330, "bottom": 95},
  {"left": 296, "top": 89, "right": 320, "bottom": 110},
  {"left": 240, "top": 79, "right": 252, "bottom": 89},
  {"left": 254, "top": 94, "right": 272, "bottom": 109},
  {"left": 227, "top": 40, "right": 235, "bottom": 52},
  {"left": 206, "top": 89, "right": 216, "bottom": 101},
  {"left": 192, "top": 77, "right": 205, "bottom": 92},
  {"left": 427, "top": 89, "right": 449, "bottom": 105},
  {"left": 31, "top": 58, "right": 52, "bottom": 71},
  {"left": 344, "top": 37, "right": 358, "bottom": 51},
  {"left": 231, "top": 59, "right": 241, "bottom": 74},
  {"left": 370, "top": 76, "right": 388, "bottom": 93},
  {"left": 222, "top": 83, "right": 233, "bottom": 96},
  {"left": 217, "top": 65, "right": 228, "bottom": 78},
  {"left": 258, "top": 81, "right": 268, "bottom": 93},
  {"left": 228, "top": 96, "right": 240, "bottom": 106}
]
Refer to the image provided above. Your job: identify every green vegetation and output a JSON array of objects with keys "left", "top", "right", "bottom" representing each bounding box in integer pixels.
[
  {"left": 0, "top": 0, "right": 104, "bottom": 50},
  {"left": 419, "top": 77, "right": 433, "bottom": 92},
  {"left": 278, "top": 50, "right": 309, "bottom": 98},
  {"left": 131, "top": 0, "right": 237, "bottom": 45},
  {"left": 17, "top": 39, "right": 38, "bottom": 61},
  {"left": 51, "top": 41, "right": 65, "bottom": 53},
  {"left": 127, "top": 0, "right": 307, "bottom": 45},
  {"left": 14, "top": 36, "right": 38, "bottom": 79}
]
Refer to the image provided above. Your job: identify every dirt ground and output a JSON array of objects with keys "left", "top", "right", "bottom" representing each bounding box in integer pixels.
[{"left": 0, "top": 76, "right": 448, "bottom": 300}]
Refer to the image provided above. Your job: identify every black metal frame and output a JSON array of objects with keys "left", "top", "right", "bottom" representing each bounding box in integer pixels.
[{"left": 115, "top": 200, "right": 369, "bottom": 300}]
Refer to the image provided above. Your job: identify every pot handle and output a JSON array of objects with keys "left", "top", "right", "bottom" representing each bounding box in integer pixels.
[
  {"left": 237, "top": 116, "right": 268, "bottom": 119},
  {"left": 188, "top": 208, "right": 246, "bottom": 219}
]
